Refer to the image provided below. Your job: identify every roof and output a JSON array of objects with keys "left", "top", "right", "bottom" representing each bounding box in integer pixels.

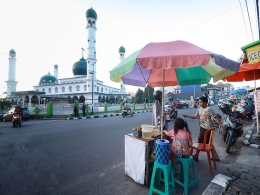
[{"left": 241, "top": 39, "right": 260, "bottom": 51}]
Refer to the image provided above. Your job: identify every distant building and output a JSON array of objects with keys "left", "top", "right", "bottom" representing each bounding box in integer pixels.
[{"left": 5, "top": 7, "right": 129, "bottom": 108}]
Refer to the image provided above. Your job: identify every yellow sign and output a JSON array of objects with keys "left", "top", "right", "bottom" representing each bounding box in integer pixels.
[{"left": 246, "top": 44, "right": 260, "bottom": 64}]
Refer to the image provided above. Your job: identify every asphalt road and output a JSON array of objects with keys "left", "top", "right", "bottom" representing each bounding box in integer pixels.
[{"left": 0, "top": 105, "right": 245, "bottom": 195}]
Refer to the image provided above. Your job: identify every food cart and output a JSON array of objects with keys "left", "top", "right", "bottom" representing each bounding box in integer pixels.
[{"left": 125, "top": 131, "right": 160, "bottom": 187}]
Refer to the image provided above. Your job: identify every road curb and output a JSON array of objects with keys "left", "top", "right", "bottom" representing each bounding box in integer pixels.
[
  {"left": 67, "top": 110, "right": 152, "bottom": 120},
  {"left": 202, "top": 174, "right": 232, "bottom": 195},
  {"left": 243, "top": 123, "right": 260, "bottom": 149}
]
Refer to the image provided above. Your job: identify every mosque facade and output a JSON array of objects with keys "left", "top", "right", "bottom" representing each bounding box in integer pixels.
[{"left": 6, "top": 8, "right": 129, "bottom": 108}]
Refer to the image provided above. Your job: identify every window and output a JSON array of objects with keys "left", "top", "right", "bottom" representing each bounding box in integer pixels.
[
  {"left": 97, "top": 87, "right": 99, "bottom": 92},
  {"left": 69, "top": 86, "right": 72, "bottom": 92},
  {"left": 84, "top": 85, "right": 87, "bottom": 91},
  {"left": 36, "top": 89, "right": 39, "bottom": 92},
  {"left": 55, "top": 87, "right": 58, "bottom": 93},
  {"left": 42, "top": 88, "right": 45, "bottom": 92},
  {"left": 101, "top": 87, "right": 103, "bottom": 92},
  {"left": 62, "top": 87, "right": 65, "bottom": 92},
  {"left": 76, "top": 85, "right": 80, "bottom": 91},
  {"left": 48, "top": 88, "right": 52, "bottom": 93}
]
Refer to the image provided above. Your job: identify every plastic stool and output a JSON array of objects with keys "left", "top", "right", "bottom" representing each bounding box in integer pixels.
[
  {"left": 173, "top": 156, "right": 198, "bottom": 195},
  {"left": 149, "top": 161, "right": 175, "bottom": 195}
]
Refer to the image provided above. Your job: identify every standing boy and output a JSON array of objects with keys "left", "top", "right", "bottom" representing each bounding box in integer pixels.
[{"left": 183, "top": 96, "right": 226, "bottom": 161}]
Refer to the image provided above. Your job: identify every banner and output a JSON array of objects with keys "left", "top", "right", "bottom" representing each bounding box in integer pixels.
[{"left": 246, "top": 44, "right": 260, "bottom": 64}]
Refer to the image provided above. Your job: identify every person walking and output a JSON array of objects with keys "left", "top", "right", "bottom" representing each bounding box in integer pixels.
[
  {"left": 183, "top": 96, "right": 226, "bottom": 161},
  {"left": 73, "top": 102, "right": 79, "bottom": 118},
  {"left": 82, "top": 102, "right": 86, "bottom": 117}
]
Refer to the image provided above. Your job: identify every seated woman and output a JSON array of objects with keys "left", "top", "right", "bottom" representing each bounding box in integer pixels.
[
  {"left": 243, "top": 102, "right": 253, "bottom": 121},
  {"left": 163, "top": 118, "right": 193, "bottom": 163}
]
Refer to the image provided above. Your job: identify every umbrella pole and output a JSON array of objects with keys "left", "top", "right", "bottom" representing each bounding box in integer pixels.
[
  {"left": 161, "top": 69, "right": 165, "bottom": 140},
  {"left": 253, "top": 70, "right": 259, "bottom": 134}
]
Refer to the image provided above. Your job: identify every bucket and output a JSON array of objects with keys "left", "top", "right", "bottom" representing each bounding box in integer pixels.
[
  {"left": 141, "top": 124, "right": 153, "bottom": 139},
  {"left": 155, "top": 139, "right": 170, "bottom": 165}
]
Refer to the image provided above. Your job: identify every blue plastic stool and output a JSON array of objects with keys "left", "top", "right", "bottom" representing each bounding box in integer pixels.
[
  {"left": 149, "top": 161, "right": 175, "bottom": 195},
  {"left": 173, "top": 156, "right": 198, "bottom": 195}
]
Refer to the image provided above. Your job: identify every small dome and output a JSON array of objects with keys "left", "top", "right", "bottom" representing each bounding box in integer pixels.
[
  {"left": 86, "top": 7, "right": 97, "bottom": 20},
  {"left": 72, "top": 57, "right": 87, "bottom": 76},
  {"left": 54, "top": 64, "right": 58, "bottom": 70},
  {"left": 119, "top": 46, "right": 125, "bottom": 53},
  {"left": 9, "top": 49, "right": 16, "bottom": 55},
  {"left": 39, "top": 72, "right": 58, "bottom": 85}
]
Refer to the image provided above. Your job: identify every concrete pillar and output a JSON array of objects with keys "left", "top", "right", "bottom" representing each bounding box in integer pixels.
[{"left": 28, "top": 95, "right": 32, "bottom": 108}]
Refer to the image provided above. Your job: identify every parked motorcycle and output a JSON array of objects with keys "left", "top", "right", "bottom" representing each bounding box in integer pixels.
[
  {"left": 122, "top": 109, "right": 134, "bottom": 117},
  {"left": 12, "top": 112, "right": 22, "bottom": 128},
  {"left": 216, "top": 104, "right": 244, "bottom": 153}
]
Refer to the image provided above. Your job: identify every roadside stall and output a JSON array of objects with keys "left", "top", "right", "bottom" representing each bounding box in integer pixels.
[
  {"left": 125, "top": 128, "right": 160, "bottom": 186},
  {"left": 109, "top": 40, "right": 240, "bottom": 188},
  {"left": 223, "top": 39, "right": 260, "bottom": 133}
]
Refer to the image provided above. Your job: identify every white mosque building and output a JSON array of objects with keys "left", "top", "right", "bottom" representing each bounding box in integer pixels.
[{"left": 6, "top": 7, "right": 129, "bottom": 108}]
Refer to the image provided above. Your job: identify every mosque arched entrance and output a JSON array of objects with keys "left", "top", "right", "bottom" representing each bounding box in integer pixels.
[
  {"left": 72, "top": 96, "right": 78, "bottom": 102},
  {"left": 79, "top": 95, "right": 85, "bottom": 103},
  {"left": 109, "top": 96, "right": 115, "bottom": 104}
]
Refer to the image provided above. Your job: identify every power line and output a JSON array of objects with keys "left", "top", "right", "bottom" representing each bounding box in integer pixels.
[
  {"left": 239, "top": 0, "right": 250, "bottom": 42},
  {"left": 188, "top": 5, "right": 239, "bottom": 29},
  {"left": 245, "top": 0, "right": 255, "bottom": 41}
]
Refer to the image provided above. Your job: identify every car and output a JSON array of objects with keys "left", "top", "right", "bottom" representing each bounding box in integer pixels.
[
  {"left": 0, "top": 110, "right": 6, "bottom": 121},
  {"left": 3, "top": 107, "right": 30, "bottom": 122},
  {"left": 174, "top": 100, "right": 189, "bottom": 109}
]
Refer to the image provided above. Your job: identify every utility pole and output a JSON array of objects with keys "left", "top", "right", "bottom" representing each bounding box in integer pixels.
[{"left": 257, "top": 0, "right": 260, "bottom": 39}]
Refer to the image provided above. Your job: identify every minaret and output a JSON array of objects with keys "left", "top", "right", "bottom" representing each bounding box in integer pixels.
[
  {"left": 119, "top": 46, "right": 126, "bottom": 92},
  {"left": 6, "top": 49, "right": 18, "bottom": 97},
  {"left": 54, "top": 64, "right": 58, "bottom": 79},
  {"left": 85, "top": 7, "right": 97, "bottom": 81}
]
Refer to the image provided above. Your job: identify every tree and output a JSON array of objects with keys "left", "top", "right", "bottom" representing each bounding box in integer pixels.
[
  {"left": 144, "top": 86, "right": 154, "bottom": 103},
  {"left": 135, "top": 88, "right": 144, "bottom": 103},
  {"left": 0, "top": 98, "right": 12, "bottom": 111}
]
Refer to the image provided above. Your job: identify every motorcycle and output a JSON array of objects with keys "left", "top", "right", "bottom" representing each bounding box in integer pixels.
[
  {"left": 12, "top": 112, "right": 22, "bottom": 128},
  {"left": 214, "top": 112, "right": 244, "bottom": 153},
  {"left": 122, "top": 108, "right": 134, "bottom": 117}
]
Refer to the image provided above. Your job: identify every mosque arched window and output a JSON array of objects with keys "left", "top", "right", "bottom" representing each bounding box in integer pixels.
[
  {"left": 36, "top": 89, "right": 39, "bottom": 92},
  {"left": 97, "top": 87, "right": 99, "bottom": 92},
  {"left": 84, "top": 85, "right": 87, "bottom": 91},
  {"left": 69, "top": 86, "right": 72, "bottom": 92},
  {"left": 55, "top": 87, "right": 58, "bottom": 93},
  {"left": 101, "top": 87, "right": 103, "bottom": 92},
  {"left": 42, "top": 88, "right": 45, "bottom": 92},
  {"left": 76, "top": 85, "right": 80, "bottom": 91},
  {"left": 48, "top": 88, "right": 52, "bottom": 93},
  {"left": 62, "top": 87, "right": 65, "bottom": 92}
]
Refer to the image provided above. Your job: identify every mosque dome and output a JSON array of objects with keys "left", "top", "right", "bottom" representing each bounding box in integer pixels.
[
  {"left": 119, "top": 46, "right": 125, "bottom": 53},
  {"left": 39, "top": 72, "right": 58, "bottom": 85},
  {"left": 9, "top": 49, "right": 16, "bottom": 55},
  {"left": 72, "top": 57, "right": 87, "bottom": 76},
  {"left": 54, "top": 64, "right": 58, "bottom": 70},
  {"left": 86, "top": 7, "right": 97, "bottom": 20}
]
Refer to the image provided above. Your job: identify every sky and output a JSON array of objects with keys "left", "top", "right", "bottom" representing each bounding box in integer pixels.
[{"left": 0, "top": 0, "right": 259, "bottom": 96}]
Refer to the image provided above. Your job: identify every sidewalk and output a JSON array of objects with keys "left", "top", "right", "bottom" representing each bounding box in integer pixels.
[
  {"left": 203, "top": 121, "right": 260, "bottom": 195},
  {"left": 67, "top": 109, "right": 152, "bottom": 120}
]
